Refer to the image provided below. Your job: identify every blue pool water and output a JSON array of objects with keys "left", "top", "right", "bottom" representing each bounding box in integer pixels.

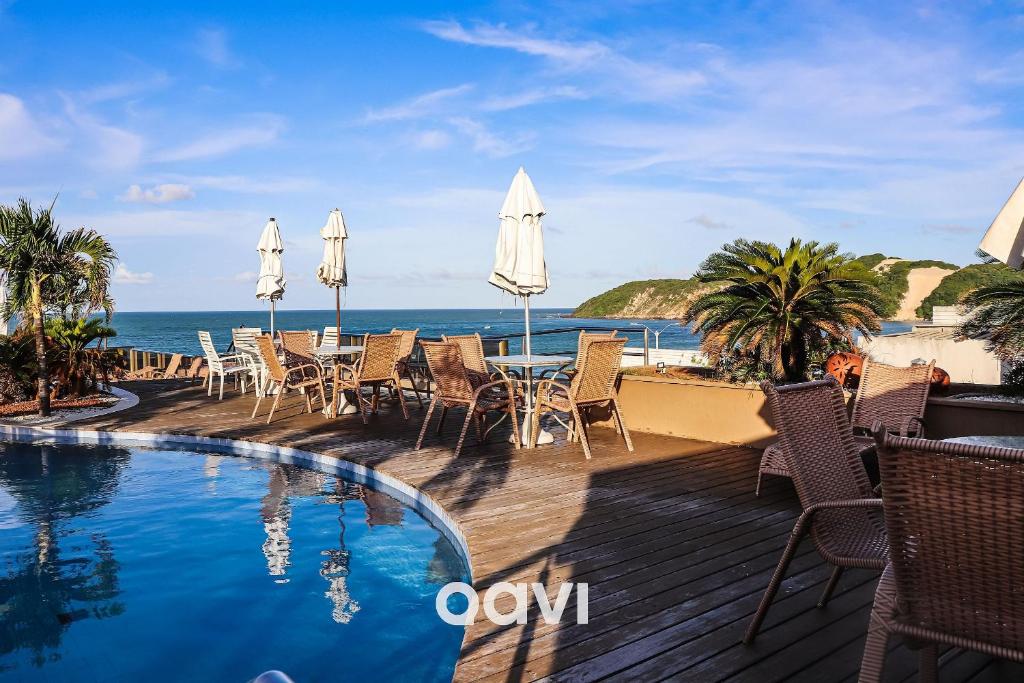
[{"left": 0, "top": 442, "right": 469, "bottom": 682}]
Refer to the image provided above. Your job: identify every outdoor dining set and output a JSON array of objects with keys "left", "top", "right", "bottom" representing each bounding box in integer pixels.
[{"left": 195, "top": 326, "right": 635, "bottom": 461}]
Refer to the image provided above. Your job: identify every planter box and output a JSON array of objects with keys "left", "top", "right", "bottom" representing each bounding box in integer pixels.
[
  {"left": 590, "top": 374, "right": 776, "bottom": 448},
  {"left": 590, "top": 375, "right": 1024, "bottom": 446}
]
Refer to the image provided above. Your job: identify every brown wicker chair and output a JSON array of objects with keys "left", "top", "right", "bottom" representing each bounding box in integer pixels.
[
  {"left": 858, "top": 430, "right": 1024, "bottom": 682},
  {"left": 756, "top": 358, "right": 935, "bottom": 496},
  {"left": 390, "top": 328, "right": 424, "bottom": 407},
  {"left": 441, "top": 333, "right": 494, "bottom": 388},
  {"left": 332, "top": 333, "right": 407, "bottom": 424},
  {"left": 531, "top": 337, "right": 633, "bottom": 459},
  {"left": 538, "top": 330, "right": 617, "bottom": 382},
  {"left": 415, "top": 341, "right": 519, "bottom": 458},
  {"left": 250, "top": 334, "right": 328, "bottom": 424},
  {"left": 745, "top": 377, "right": 888, "bottom": 643}
]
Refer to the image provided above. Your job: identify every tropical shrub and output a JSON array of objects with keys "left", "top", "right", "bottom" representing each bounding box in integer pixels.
[
  {"left": 0, "top": 331, "right": 37, "bottom": 403},
  {"left": 917, "top": 262, "right": 1021, "bottom": 319},
  {"left": 0, "top": 198, "right": 117, "bottom": 415},
  {"left": 45, "top": 317, "right": 118, "bottom": 397},
  {"left": 957, "top": 278, "right": 1024, "bottom": 360},
  {"left": 686, "top": 239, "right": 883, "bottom": 382}
]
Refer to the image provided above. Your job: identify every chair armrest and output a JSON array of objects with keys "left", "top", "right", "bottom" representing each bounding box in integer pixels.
[
  {"left": 473, "top": 379, "right": 516, "bottom": 400},
  {"left": 333, "top": 363, "right": 359, "bottom": 379},
  {"left": 900, "top": 416, "right": 926, "bottom": 437},
  {"left": 804, "top": 498, "right": 883, "bottom": 515},
  {"left": 536, "top": 378, "right": 571, "bottom": 396},
  {"left": 286, "top": 364, "right": 321, "bottom": 378}
]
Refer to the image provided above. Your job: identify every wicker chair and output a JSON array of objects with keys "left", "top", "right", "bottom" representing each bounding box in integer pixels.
[
  {"left": 390, "top": 328, "right": 424, "bottom": 407},
  {"left": 250, "top": 334, "right": 328, "bottom": 424},
  {"left": 745, "top": 377, "right": 888, "bottom": 644},
  {"left": 332, "top": 333, "right": 407, "bottom": 423},
  {"left": 531, "top": 338, "right": 633, "bottom": 459},
  {"left": 441, "top": 333, "right": 494, "bottom": 387},
  {"left": 415, "top": 341, "right": 520, "bottom": 458},
  {"left": 756, "top": 359, "right": 935, "bottom": 496},
  {"left": 858, "top": 430, "right": 1024, "bottom": 682},
  {"left": 539, "top": 330, "right": 617, "bottom": 381}
]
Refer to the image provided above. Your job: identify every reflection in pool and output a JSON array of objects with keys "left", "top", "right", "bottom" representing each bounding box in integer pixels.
[{"left": 0, "top": 442, "right": 468, "bottom": 682}]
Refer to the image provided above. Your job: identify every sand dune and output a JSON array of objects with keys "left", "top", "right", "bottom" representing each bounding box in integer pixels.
[{"left": 896, "top": 266, "right": 958, "bottom": 320}]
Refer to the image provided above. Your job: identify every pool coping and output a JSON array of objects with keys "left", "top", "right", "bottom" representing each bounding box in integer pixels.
[{"left": 0, "top": 423, "right": 473, "bottom": 580}]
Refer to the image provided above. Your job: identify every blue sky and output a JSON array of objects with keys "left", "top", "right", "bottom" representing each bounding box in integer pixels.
[{"left": 2, "top": 0, "right": 1024, "bottom": 311}]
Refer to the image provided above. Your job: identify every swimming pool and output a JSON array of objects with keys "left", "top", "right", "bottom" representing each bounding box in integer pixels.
[{"left": 0, "top": 441, "right": 469, "bottom": 682}]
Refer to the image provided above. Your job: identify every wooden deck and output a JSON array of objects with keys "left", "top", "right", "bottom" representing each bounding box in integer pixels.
[{"left": 66, "top": 380, "right": 1018, "bottom": 682}]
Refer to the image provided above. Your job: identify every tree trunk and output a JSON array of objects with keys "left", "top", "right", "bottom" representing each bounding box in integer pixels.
[{"left": 32, "top": 283, "right": 50, "bottom": 417}]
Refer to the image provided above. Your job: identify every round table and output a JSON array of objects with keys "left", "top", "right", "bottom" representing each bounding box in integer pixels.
[
  {"left": 485, "top": 354, "right": 574, "bottom": 447},
  {"left": 316, "top": 345, "right": 365, "bottom": 415}
]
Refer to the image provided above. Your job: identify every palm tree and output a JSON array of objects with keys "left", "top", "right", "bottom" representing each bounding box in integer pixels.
[
  {"left": 685, "top": 239, "right": 883, "bottom": 381},
  {"left": 957, "top": 279, "right": 1024, "bottom": 358},
  {"left": 0, "top": 198, "right": 117, "bottom": 415}
]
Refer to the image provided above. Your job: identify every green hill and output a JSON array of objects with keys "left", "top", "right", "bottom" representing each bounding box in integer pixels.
[
  {"left": 916, "top": 262, "right": 1023, "bottom": 318},
  {"left": 870, "top": 259, "right": 959, "bottom": 318},
  {"left": 572, "top": 278, "right": 701, "bottom": 318}
]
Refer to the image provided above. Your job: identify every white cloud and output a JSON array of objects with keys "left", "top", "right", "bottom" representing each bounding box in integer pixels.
[
  {"left": 173, "top": 174, "right": 324, "bottom": 194},
  {"left": 77, "top": 72, "right": 171, "bottom": 104},
  {"left": 119, "top": 183, "right": 195, "bottom": 204},
  {"left": 155, "top": 115, "right": 285, "bottom": 162},
  {"left": 61, "top": 97, "right": 144, "bottom": 170},
  {"left": 232, "top": 271, "right": 256, "bottom": 282},
  {"left": 447, "top": 117, "right": 534, "bottom": 157},
  {"left": 113, "top": 264, "right": 154, "bottom": 285},
  {"left": 479, "top": 86, "right": 587, "bottom": 111},
  {"left": 422, "top": 21, "right": 704, "bottom": 101},
  {"left": 0, "top": 94, "right": 62, "bottom": 161},
  {"left": 688, "top": 214, "right": 732, "bottom": 231},
  {"left": 363, "top": 84, "right": 474, "bottom": 122},
  {"left": 195, "top": 28, "right": 239, "bottom": 68},
  {"left": 411, "top": 129, "right": 452, "bottom": 150},
  {"left": 79, "top": 189, "right": 98, "bottom": 199},
  {"left": 69, "top": 208, "right": 264, "bottom": 237}
]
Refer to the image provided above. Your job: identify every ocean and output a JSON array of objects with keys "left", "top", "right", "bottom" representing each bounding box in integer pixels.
[{"left": 102, "top": 309, "right": 914, "bottom": 357}]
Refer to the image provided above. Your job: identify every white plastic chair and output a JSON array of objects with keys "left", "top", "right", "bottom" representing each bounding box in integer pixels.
[
  {"left": 198, "top": 331, "right": 251, "bottom": 399},
  {"left": 232, "top": 327, "right": 266, "bottom": 396},
  {"left": 320, "top": 327, "right": 340, "bottom": 349}
]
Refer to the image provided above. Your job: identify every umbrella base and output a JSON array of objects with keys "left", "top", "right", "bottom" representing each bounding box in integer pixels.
[{"left": 511, "top": 414, "right": 554, "bottom": 446}]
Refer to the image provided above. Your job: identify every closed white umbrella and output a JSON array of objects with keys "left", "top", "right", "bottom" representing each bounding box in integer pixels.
[
  {"left": 316, "top": 208, "right": 348, "bottom": 338},
  {"left": 256, "top": 217, "right": 286, "bottom": 335},
  {"left": 980, "top": 177, "right": 1024, "bottom": 269},
  {"left": 489, "top": 167, "right": 549, "bottom": 356}
]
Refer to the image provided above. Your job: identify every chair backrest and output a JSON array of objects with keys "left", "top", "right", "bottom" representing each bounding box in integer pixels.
[
  {"left": 356, "top": 333, "right": 402, "bottom": 382},
  {"left": 185, "top": 357, "right": 204, "bottom": 378},
  {"left": 198, "top": 331, "right": 222, "bottom": 363},
  {"left": 875, "top": 431, "right": 1024, "bottom": 652},
  {"left": 163, "top": 353, "right": 183, "bottom": 376},
  {"left": 390, "top": 328, "right": 419, "bottom": 361},
  {"left": 571, "top": 338, "right": 627, "bottom": 404},
  {"left": 851, "top": 358, "right": 934, "bottom": 435},
  {"left": 233, "top": 328, "right": 260, "bottom": 359},
  {"left": 442, "top": 333, "right": 488, "bottom": 374},
  {"left": 309, "top": 330, "right": 319, "bottom": 349},
  {"left": 254, "top": 334, "right": 286, "bottom": 383},
  {"left": 576, "top": 330, "right": 617, "bottom": 368},
  {"left": 321, "top": 327, "right": 340, "bottom": 348},
  {"left": 420, "top": 341, "right": 474, "bottom": 402},
  {"left": 279, "top": 330, "right": 316, "bottom": 363},
  {"left": 761, "top": 378, "right": 879, "bottom": 551}
]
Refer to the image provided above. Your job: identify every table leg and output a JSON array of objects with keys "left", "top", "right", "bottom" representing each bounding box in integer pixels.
[{"left": 510, "top": 365, "right": 554, "bottom": 447}]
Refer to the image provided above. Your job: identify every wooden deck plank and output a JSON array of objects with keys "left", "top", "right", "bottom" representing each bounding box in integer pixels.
[{"left": 42, "top": 380, "right": 1004, "bottom": 682}]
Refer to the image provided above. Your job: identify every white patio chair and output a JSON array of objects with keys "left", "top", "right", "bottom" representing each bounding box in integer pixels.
[
  {"left": 232, "top": 327, "right": 266, "bottom": 396},
  {"left": 320, "top": 327, "right": 340, "bottom": 349},
  {"left": 198, "top": 331, "right": 251, "bottom": 399}
]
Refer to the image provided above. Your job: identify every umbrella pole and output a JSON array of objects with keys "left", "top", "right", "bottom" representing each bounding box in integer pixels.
[
  {"left": 335, "top": 286, "right": 341, "bottom": 339},
  {"left": 270, "top": 300, "right": 276, "bottom": 337},
  {"left": 524, "top": 295, "right": 531, "bottom": 357}
]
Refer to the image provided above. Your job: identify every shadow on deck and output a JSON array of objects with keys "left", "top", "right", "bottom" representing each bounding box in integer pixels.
[{"left": 60, "top": 380, "right": 1021, "bottom": 682}]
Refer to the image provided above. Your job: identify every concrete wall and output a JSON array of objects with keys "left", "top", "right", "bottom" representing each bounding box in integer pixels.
[
  {"left": 860, "top": 334, "right": 1004, "bottom": 385},
  {"left": 591, "top": 375, "right": 777, "bottom": 447},
  {"left": 591, "top": 375, "right": 1024, "bottom": 446}
]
